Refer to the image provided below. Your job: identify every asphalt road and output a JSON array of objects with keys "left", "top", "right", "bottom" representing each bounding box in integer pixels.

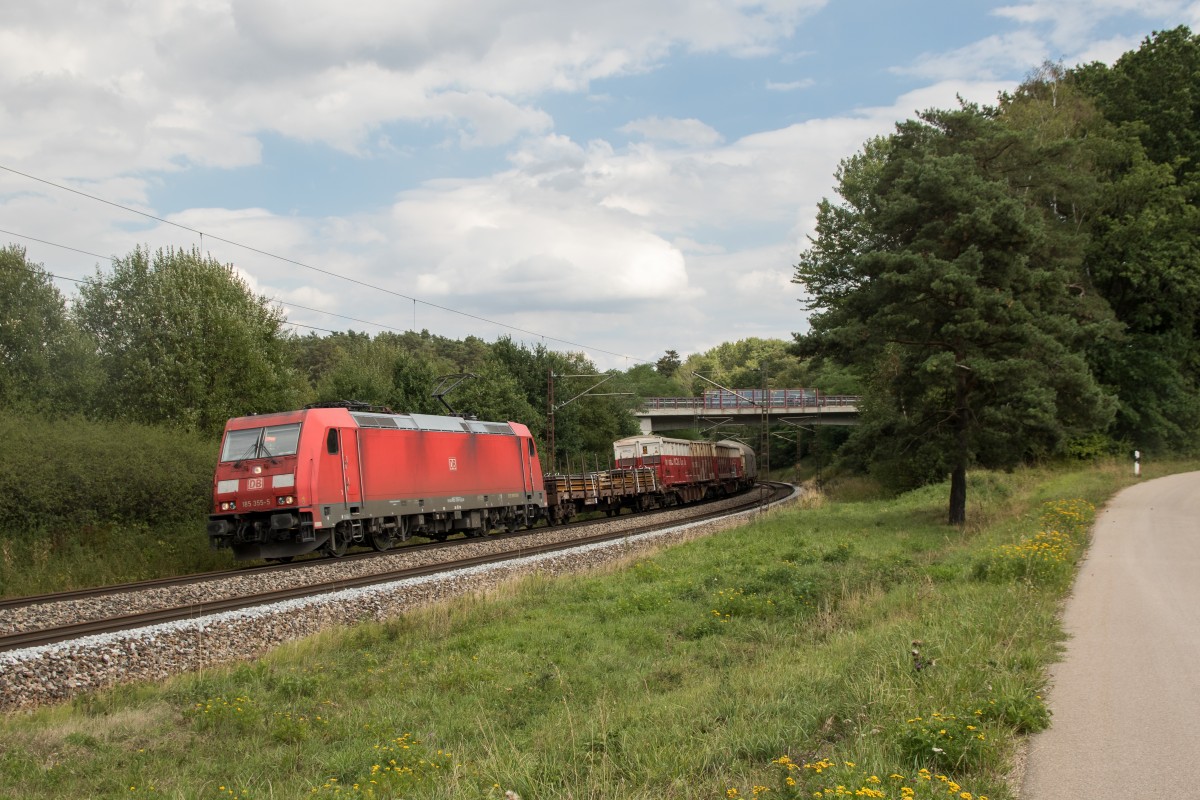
[{"left": 1022, "top": 471, "right": 1200, "bottom": 797}]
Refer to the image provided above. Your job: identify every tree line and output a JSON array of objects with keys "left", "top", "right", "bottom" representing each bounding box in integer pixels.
[
  {"left": 0, "top": 244, "right": 659, "bottom": 468},
  {"left": 793, "top": 27, "right": 1200, "bottom": 522}
]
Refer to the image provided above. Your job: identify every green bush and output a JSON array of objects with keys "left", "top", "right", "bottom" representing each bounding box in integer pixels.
[
  {"left": 0, "top": 409, "right": 216, "bottom": 527},
  {"left": 1063, "top": 432, "right": 1124, "bottom": 461}
]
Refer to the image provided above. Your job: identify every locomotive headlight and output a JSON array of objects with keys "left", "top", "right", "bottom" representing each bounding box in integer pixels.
[
  {"left": 253, "top": 465, "right": 263, "bottom": 475},
  {"left": 220, "top": 501, "right": 237, "bottom": 511},
  {"left": 276, "top": 495, "right": 295, "bottom": 505}
]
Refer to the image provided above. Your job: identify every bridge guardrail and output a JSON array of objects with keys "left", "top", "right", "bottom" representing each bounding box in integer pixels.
[{"left": 641, "top": 395, "right": 861, "bottom": 412}]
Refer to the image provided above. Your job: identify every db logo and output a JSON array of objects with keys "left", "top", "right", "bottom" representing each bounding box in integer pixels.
[
  {"left": 448, "top": 457, "right": 458, "bottom": 471},
  {"left": 248, "top": 478, "right": 264, "bottom": 490}
]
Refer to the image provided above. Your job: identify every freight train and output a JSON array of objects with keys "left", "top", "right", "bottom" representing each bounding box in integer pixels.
[{"left": 207, "top": 404, "right": 757, "bottom": 561}]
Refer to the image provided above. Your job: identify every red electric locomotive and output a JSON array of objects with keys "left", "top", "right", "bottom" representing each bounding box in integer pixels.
[{"left": 207, "top": 403, "right": 546, "bottom": 561}]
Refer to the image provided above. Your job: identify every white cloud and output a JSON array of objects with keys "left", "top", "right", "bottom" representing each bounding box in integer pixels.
[
  {"left": 1070, "top": 34, "right": 1152, "bottom": 65},
  {"left": 621, "top": 117, "right": 725, "bottom": 147},
  {"left": 381, "top": 164, "right": 696, "bottom": 311},
  {"left": 895, "top": 1, "right": 1197, "bottom": 84},
  {"left": 0, "top": 0, "right": 828, "bottom": 174},
  {"left": 894, "top": 31, "right": 1048, "bottom": 81},
  {"left": 993, "top": 1, "right": 1186, "bottom": 48},
  {"left": 766, "top": 78, "right": 815, "bottom": 91}
]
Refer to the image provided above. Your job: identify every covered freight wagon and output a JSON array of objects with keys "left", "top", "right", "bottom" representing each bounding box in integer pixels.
[{"left": 613, "top": 435, "right": 756, "bottom": 503}]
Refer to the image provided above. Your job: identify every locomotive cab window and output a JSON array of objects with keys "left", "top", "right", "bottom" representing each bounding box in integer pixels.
[
  {"left": 260, "top": 424, "right": 301, "bottom": 457},
  {"left": 326, "top": 428, "right": 339, "bottom": 455},
  {"left": 219, "top": 423, "right": 302, "bottom": 462},
  {"left": 221, "top": 428, "right": 261, "bottom": 462}
]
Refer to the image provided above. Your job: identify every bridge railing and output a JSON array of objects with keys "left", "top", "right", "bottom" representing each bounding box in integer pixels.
[{"left": 641, "top": 394, "right": 861, "bottom": 412}]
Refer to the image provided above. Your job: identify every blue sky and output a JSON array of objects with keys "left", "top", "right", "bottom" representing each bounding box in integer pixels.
[{"left": 2, "top": 0, "right": 1197, "bottom": 369}]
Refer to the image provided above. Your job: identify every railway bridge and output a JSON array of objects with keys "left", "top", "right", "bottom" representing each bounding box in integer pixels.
[{"left": 634, "top": 390, "right": 861, "bottom": 434}]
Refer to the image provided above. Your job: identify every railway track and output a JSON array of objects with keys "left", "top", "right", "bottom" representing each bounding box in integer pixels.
[
  {"left": 1, "top": 483, "right": 792, "bottom": 654},
  {"left": 0, "top": 522, "right": 553, "bottom": 617},
  {"left": 0, "top": 506, "right": 629, "bottom": 614}
]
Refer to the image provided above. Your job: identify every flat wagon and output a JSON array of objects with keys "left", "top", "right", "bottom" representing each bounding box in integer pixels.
[{"left": 543, "top": 467, "right": 661, "bottom": 524}]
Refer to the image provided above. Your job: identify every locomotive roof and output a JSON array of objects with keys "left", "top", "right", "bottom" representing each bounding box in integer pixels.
[
  {"left": 349, "top": 410, "right": 516, "bottom": 436},
  {"left": 225, "top": 407, "right": 519, "bottom": 436}
]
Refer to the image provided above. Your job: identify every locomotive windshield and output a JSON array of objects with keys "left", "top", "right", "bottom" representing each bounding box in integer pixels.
[{"left": 220, "top": 423, "right": 301, "bottom": 462}]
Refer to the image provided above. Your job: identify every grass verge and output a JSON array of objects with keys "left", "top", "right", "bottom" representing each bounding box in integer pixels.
[
  {"left": 0, "top": 521, "right": 231, "bottom": 598},
  {"left": 0, "top": 460, "right": 1193, "bottom": 799}
]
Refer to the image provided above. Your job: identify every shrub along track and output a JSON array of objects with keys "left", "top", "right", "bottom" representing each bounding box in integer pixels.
[{"left": 0, "top": 483, "right": 794, "bottom": 711}]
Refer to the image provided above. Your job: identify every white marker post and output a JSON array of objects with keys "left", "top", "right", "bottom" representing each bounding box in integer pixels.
[{"left": 1134, "top": 449, "right": 1141, "bottom": 477}]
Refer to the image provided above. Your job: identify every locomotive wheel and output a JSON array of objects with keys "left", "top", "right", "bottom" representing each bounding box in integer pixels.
[
  {"left": 328, "top": 525, "right": 350, "bottom": 558},
  {"left": 370, "top": 529, "right": 395, "bottom": 552}
]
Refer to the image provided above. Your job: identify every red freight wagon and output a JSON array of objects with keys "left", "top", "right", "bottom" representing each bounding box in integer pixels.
[
  {"left": 715, "top": 440, "right": 757, "bottom": 489},
  {"left": 207, "top": 404, "right": 546, "bottom": 561},
  {"left": 613, "top": 435, "right": 735, "bottom": 503},
  {"left": 612, "top": 435, "right": 758, "bottom": 504}
]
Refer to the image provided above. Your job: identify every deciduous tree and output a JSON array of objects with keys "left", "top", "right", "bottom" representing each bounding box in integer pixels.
[
  {"left": 1068, "top": 29, "right": 1200, "bottom": 451},
  {"left": 0, "top": 245, "right": 99, "bottom": 414},
  {"left": 74, "top": 246, "right": 301, "bottom": 434}
]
